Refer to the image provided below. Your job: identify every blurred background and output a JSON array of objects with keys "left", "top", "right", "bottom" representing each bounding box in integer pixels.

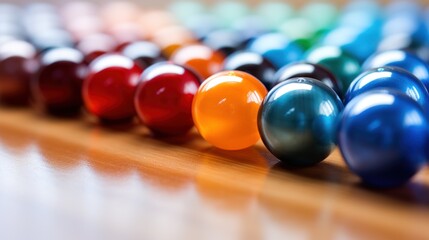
[{"left": 1, "top": 0, "right": 428, "bottom": 7}]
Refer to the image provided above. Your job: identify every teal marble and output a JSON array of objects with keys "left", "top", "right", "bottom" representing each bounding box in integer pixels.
[{"left": 258, "top": 77, "right": 343, "bottom": 167}]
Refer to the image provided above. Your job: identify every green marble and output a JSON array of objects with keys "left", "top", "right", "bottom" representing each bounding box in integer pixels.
[{"left": 305, "top": 46, "right": 361, "bottom": 95}]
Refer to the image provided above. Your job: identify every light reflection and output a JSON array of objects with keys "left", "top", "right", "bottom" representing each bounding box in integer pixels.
[
  {"left": 370, "top": 50, "right": 405, "bottom": 67},
  {"left": 156, "top": 87, "right": 166, "bottom": 95},
  {"left": 405, "top": 87, "right": 420, "bottom": 102},
  {"left": 218, "top": 98, "right": 227, "bottom": 105},
  {"left": 129, "top": 73, "right": 141, "bottom": 86},
  {"left": 350, "top": 93, "right": 395, "bottom": 116},
  {"left": 272, "top": 83, "right": 313, "bottom": 101},
  {"left": 413, "top": 65, "right": 429, "bottom": 80},
  {"left": 90, "top": 54, "right": 134, "bottom": 72},
  {"left": 286, "top": 107, "right": 295, "bottom": 115},
  {"left": 195, "top": 147, "right": 270, "bottom": 211},
  {"left": 172, "top": 44, "right": 212, "bottom": 62},
  {"left": 247, "top": 91, "right": 263, "bottom": 104},
  {"left": 250, "top": 33, "right": 288, "bottom": 52},
  {"left": 183, "top": 81, "right": 198, "bottom": 94},
  {"left": 42, "top": 47, "right": 83, "bottom": 65},
  {"left": 404, "top": 110, "right": 424, "bottom": 126},
  {"left": 356, "top": 71, "right": 392, "bottom": 89},
  {"left": 322, "top": 79, "right": 334, "bottom": 88},
  {"left": 307, "top": 46, "right": 341, "bottom": 63},
  {"left": 279, "top": 64, "right": 315, "bottom": 81},
  {"left": 122, "top": 41, "right": 160, "bottom": 60},
  {"left": 319, "top": 100, "right": 335, "bottom": 116},
  {"left": 0, "top": 40, "right": 36, "bottom": 59},
  {"left": 344, "top": 61, "right": 360, "bottom": 73},
  {"left": 323, "top": 27, "right": 359, "bottom": 46},
  {"left": 144, "top": 63, "right": 185, "bottom": 81},
  {"left": 228, "top": 52, "right": 263, "bottom": 67},
  {"left": 202, "top": 74, "right": 242, "bottom": 91}
]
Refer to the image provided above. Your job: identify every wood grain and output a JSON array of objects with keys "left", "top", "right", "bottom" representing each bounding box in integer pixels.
[{"left": 0, "top": 107, "right": 428, "bottom": 240}]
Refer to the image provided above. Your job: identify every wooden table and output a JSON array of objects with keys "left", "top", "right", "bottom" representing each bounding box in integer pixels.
[{"left": 0, "top": 107, "right": 428, "bottom": 240}]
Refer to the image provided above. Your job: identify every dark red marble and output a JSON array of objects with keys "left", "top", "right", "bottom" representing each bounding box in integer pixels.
[
  {"left": 0, "top": 40, "right": 38, "bottom": 105},
  {"left": 223, "top": 51, "right": 276, "bottom": 90},
  {"left": 83, "top": 54, "right": 143, "bottom": 122},
  {"left": 273, "top": 62, "right": 343, "bottom": 99},
  {"left": 76, "top": 33, "right": 118, "bottom": 64},
  {"left": 32, "top": 47, "right": 87, "bottom": 115},
  {"left": 121, "top": 41, "right": 165, "bottom": 69},
  {"left": 135, "top": 62, "right": 201, "bottom": 136}
]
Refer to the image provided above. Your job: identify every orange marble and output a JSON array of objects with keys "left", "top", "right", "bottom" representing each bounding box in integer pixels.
[
  {"left": 192, "top": 71, "right": 267, "bottom": 150},
  {"left": 171, "top": 44, "right": 225, "bottom": 79}
]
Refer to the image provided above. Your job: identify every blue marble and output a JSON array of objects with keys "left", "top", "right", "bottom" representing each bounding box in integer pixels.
[
  {"left": 330, "top": 7, "right": 383, "bottom": 62},
  {"left": 363, "top": 50, "right": 429, "bottom": 91},
  {"left": 247, "top": 33, "right": 303, "bottom": 69},
  {"left": 345, "top": 67, "right": 429, "bottom": 113},
  {"left": 321, "top": 25, "right": 381, "bottom": 63},
  {"left": 382, "top": 14, "right": 429, "bottom": 50},
  {"left": 258, "top": 77, "right": 343, "bottom": 167},
  {"left": 338, "top": 90, "right": 428, "bottom": 188}
]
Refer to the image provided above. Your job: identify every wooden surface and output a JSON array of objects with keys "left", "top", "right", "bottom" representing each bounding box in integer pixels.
[{"left": 0, "top": 107, "right": 428, "bottom": 240}]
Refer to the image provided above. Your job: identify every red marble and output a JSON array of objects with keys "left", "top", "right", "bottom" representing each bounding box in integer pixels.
[
  {"left": 83, "top": 54, "right": 143, "bottom": 122},
  {"left": 121, "top": 41, "right": 165, "bottom": 69},
  {"left": 32, "top": 47, "right": 87, "bottom": 115},
  {"left": 135, "top": 62, "right": 201, "bottom": 136},
  {"left": 0, "top": 40, "right": 38, "bottom": 105}
]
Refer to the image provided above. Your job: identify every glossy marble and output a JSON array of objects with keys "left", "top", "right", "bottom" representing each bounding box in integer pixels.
[
  {"left": 345, "top": 67, "right": 429, "bottom": 113},
  {"left": 171, "top": 44, "right": 225, "bottom": 80},
  {"left": 83, "top": 54, "right": 143, "bottom": 122},
  {"left": 0, "top": 40, "right": 37, "bottom": 105},
  {"left": 247, "top": 33, "right": 303, "bottom": 69},
  {"left": 192, "top": 71, "right": 267, "bottom": 150},
  {"left": 306, "top": 46, "right": 361, "bottom": 96},
  {"left": 338, "top": 90, "right": 428, "bottom": 188},
  {"left": 32, "top": 47, "right": 87, "bottom": 115},
  {"left": 258, "top": 77, "right": 343, "bottom": 167},
  {"left": 135, "top": 62, "right": 200, "bottom": 136},
  {"left": 121, "top": 41, "right": 165, "bottom": 70},
  {"left": 223, "top": 51, "right": 276, "bottom": 89},
  {"left": 363, "top": 50, "right": 429, "bottom": 91},
  {"left": 273, "top": 62, "right": 342, "bottom": 98}
]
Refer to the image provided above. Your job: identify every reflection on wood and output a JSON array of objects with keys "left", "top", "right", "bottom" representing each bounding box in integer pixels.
[{"left": 0, "top": 107, "right": 428, "bottom": 239}]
